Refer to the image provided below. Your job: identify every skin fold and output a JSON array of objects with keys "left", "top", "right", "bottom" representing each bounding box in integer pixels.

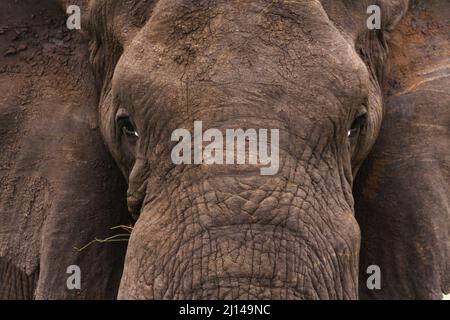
[{"left": 0, "top": 0, "right": 448, "bottom": 299}]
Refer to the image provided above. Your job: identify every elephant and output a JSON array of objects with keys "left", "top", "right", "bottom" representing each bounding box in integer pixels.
[{"left": 0, "top": 0, "right": 448, "bottom": 300}]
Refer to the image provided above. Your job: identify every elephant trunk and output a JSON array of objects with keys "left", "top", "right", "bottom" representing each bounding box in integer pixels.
[{"left": 118, "top": 154, "right": 360, "bottom": 299}]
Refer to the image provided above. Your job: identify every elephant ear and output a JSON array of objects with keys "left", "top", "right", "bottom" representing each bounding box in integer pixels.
[
  {"left": 0, "top": 1, "right": 129, "bottom": 299},
  {"left": 355, "top": 0, "right": 450, "bottom": 299}
]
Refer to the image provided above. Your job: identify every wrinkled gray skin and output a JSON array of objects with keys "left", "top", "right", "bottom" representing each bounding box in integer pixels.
[
  {"left": 1, "top": 0, "right": 448, "bottom": 299},
  {"left": 89, "top": 0, "right": 403, "bottom": 299}
]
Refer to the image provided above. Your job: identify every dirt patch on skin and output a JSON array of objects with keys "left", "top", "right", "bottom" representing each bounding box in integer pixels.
[
  {"left": 0, "top": 0, "right": 129, "bottom": 299},
  {"left": 0, "top": 2, "right": 82, "bottom": 84},
  {"left": 0, "top": 0, "right": 76, "bottom": 298},
  {"left": 384, "top": 1, "right": 450, "bottom": 97}
]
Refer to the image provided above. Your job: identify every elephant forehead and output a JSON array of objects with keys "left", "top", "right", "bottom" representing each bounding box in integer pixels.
[{"left": 113, "top": 0, "right": 370, "bottom": 118}]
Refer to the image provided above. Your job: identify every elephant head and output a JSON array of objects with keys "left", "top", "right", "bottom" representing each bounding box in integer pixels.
[
  {"left": 1, "top": 0, "right": 448, "bottom": 300},
  {"left": 81, "top": 0, "right": 409, "bottom": 299}
]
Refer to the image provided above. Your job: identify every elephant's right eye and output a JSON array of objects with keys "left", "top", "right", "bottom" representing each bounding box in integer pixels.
[
  {"left": 116, "top": 109, "right": 139, "bottom": 139},
  {"left": 121, "top": 119, "right": 139, "bottom": 138}
]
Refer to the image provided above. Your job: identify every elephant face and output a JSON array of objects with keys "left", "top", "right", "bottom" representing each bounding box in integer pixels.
[
  {"left": 83, "top": 0, "right": 408, "bottom": 299},
  {"left": 2, "top": 0, "right": 448, "bottom": 300},
  {"left": 3, "top": 0, "right": 449, "bottom": 300}
]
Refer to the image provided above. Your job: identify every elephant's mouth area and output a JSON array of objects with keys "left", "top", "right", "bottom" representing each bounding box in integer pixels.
[{"left": 169, "top": 275, "right": 321, "bottom": 300}]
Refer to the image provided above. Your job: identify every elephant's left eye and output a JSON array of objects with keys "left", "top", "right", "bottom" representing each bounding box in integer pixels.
[{"left": 348, "top": 112, "right": 367, "bottom": 138}]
